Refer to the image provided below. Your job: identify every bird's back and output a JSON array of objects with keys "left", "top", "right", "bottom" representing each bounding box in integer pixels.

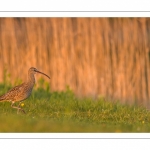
[{"left": 0, "top": 82, "right": 34, "bottom": 102}]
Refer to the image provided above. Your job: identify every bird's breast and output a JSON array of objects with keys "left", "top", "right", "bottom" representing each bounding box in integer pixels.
[{"left": 15, "top": 84, "right": 34, "bottom": 101}]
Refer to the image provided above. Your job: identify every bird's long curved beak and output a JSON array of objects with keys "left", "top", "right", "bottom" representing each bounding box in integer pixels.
[{"left": 35, "top": 70, "right": 50, "bottom": 79}]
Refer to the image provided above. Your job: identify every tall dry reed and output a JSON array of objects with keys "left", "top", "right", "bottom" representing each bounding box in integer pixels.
[{"left": 0, "top": 18, "right": 150, "bottom": 107}]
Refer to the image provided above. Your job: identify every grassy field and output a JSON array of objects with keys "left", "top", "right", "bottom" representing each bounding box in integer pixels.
[{"left": 0, "top": 81, "right": 150, "bottom": 132}]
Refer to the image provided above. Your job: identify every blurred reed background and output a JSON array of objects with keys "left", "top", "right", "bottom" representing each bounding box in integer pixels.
[{"left": 0, "top": 18, "right": 150, "bottom": 107}]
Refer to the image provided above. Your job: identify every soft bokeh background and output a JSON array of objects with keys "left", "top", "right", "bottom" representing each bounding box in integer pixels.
[{"left": 0, "top": 18, "right": 150, "bottom": 107}]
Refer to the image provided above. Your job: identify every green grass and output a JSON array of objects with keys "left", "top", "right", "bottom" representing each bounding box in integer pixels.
[{"left": 0, "top": 82, "right": 150, "bottom": 132}]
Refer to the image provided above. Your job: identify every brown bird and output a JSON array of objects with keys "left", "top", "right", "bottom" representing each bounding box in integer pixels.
[{"left": 0, "top": 67, "right": 50, "bottom": 114}]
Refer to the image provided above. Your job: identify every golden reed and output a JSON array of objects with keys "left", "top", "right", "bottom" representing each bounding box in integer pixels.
[{"left": 0, "top": 18, "right": 150, "bottom": 107}]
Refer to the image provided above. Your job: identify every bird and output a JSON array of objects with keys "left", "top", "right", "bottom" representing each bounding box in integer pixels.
[{"left": 0, "top": 67, "right": 50, "bottom": 114}]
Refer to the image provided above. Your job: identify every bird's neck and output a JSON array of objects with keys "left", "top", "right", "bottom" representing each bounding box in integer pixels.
[{"left": 27, "top": 73, "right": 35, "bottom": 86}]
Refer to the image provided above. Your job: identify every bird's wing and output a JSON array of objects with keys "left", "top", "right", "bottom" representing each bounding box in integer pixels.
[{"left": 0, "top": 83, "right": 25, "bottom": 101}]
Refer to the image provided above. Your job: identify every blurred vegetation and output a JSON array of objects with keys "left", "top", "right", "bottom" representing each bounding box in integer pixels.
[
  {"left": 0, "top": 17, "right": 150, "bottom": 133},
  {"left": 0, "top": 18, "right": 150, "bottom": 107},
  {"left": 0, "top": 78, "right": 150, "bottom": 132}
]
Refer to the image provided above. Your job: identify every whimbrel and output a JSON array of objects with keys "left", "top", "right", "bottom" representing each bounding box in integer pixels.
[{"left": 0, "top": 67, "right": 50, "bottom": 114}]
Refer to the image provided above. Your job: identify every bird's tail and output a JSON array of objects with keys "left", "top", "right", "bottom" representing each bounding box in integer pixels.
[{"left": 0, "top": 95, "right": 5, "bottom": 102}]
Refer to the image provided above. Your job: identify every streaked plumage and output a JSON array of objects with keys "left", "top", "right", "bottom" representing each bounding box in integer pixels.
[{"left": 0, "top": 67, "right": 50, "bottom": 113}]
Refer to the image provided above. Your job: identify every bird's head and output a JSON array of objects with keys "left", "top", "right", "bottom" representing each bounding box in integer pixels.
[{"left": 29, "top": 67, "right": 50, "bottom": 79}]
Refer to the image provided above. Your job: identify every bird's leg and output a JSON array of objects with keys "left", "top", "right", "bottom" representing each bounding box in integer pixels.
[
  {"left": 17, "top": 102, "right": 26, "bottom": 114},
  {"left": 11, "top": 102, "right": 19, "bottom": 110},
  {"left": 11, "top": 102, "right": 25, "bottom": 114}
]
